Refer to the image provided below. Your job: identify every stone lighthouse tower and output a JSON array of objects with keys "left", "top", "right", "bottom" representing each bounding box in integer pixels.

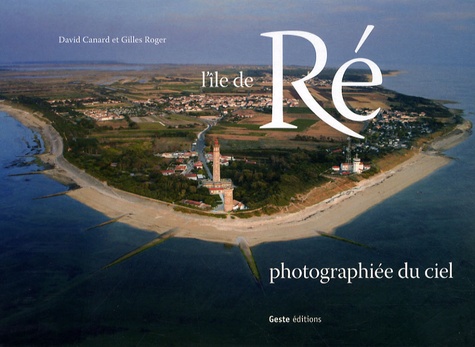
[
  {"left": 202, "top": 138, "right": 234, "bottom": 212},
  {"left": 213, "top": 138, "right": 221, "bottom": 182}
]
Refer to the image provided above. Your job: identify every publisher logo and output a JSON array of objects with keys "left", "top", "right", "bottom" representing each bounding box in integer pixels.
[{"left": 268, "top": 315, "right": 322, "bottom": 324}]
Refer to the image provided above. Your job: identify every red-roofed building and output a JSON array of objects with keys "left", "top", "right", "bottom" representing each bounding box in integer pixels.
[
  {"left": 174, "top": 164, "right": 188, "bottom": 173},
  {"left": 194, "top": 161, "right": 204, "bottom": 170},
  {"left": 185, "top": 173, "right": 198, "bottom": 180}
]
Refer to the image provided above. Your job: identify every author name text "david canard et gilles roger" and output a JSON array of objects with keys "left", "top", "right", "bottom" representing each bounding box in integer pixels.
[{"left": 58, "top": 35, "right": 166, "bottom": 45}]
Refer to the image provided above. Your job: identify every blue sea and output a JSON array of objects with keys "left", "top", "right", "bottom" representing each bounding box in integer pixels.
[{"left": 0, "top": 65, "right": 474, "bottom": 346}]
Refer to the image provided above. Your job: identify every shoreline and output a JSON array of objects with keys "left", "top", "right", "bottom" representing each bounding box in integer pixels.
[{"left": 1, "top": 101, "right": 471, "bottom": 246}]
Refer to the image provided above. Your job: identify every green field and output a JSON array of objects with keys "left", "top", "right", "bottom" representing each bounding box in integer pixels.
[{"left": 290, "top": 118, "right": 318, "bottom": 130}]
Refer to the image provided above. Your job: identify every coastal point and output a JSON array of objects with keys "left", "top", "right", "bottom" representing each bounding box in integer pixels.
[
  {"left": 0, "top": 90, "right": 469, "bottom": 246},
  {"left": 1, "top": 2, "right": 475, "bottom": 345}
]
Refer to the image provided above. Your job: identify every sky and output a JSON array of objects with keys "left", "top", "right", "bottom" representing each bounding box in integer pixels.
[{"left": 0, "top": 0, "right": 474, "bottom": 69}]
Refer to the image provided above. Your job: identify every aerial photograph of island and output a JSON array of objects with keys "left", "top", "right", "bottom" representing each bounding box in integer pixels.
[{"left": 0, "top": 1, "right": 474, "bottom": 346}]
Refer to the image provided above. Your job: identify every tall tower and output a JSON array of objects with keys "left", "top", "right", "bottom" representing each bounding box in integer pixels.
[
  {"left": 203, "top": 137, "right": 235, "bottom": 212},
  {"left": 213, "top": 138, "right": 220, "bottom": 183},
  {"left": 223, "top": 188, "right": 234, "bottom": 212},
  {"left": 346, "top": 137, "right": 352, "bottom": 165}
]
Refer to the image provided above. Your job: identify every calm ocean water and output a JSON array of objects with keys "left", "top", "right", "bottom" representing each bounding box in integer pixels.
[{"left": 0, "top": 65, "right": 474, "bottom": 346}]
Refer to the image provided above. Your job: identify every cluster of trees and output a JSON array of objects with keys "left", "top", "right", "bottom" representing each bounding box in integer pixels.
[
  {"left": 292, "top": 134, "right": 336, "bottom": 143},
  {"left": 388, "top": 93, "right": 453, "bottom": 118},
  {"left": 221, "top": 148, "right": 334, "bottom": 209},
  {"left": 106, "top": 170, "right": 220, "bottom": 207},
  {"left": 154, "top": 130, "right": 196, "bottom": 140},
  {"left": 68, "top": 141, "right": 220, "bottom": 206},
  {"left": 13, "top": 96, "right": 94, "bottom": 154}
]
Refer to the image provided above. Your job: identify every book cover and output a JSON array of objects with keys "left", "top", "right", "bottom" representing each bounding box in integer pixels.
[{"left": 0, "top": 1, "right": 473, "bottom": 346}]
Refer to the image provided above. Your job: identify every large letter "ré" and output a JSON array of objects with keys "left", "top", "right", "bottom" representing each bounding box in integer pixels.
[{"left": 260, "top": 29, "right": 381, "bottom": 139}]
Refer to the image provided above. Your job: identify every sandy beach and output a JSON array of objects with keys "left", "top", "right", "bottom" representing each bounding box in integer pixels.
[{"left": 1, "top": 101, "right": 471, "bottom": 246}]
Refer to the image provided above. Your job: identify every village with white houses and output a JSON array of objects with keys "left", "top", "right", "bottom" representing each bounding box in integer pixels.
[
  {"left": 144, "top": 93, "right": 299, "bottom": 114},
  {"left": 48, "top": 93, "right": 299, "bottom": 119}
]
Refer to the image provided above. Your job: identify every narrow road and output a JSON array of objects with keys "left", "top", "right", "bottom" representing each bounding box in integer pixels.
[{"left": 195, "top": 119, "right": 214, "bottom": 179}]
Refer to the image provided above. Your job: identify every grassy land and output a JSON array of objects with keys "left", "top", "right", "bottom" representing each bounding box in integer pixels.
[{"left": 290, "top": 118, "right": 318, "bottom": 130}]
